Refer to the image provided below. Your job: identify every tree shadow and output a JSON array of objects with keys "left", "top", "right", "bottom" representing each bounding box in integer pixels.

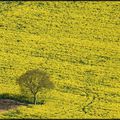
[
  {"left": 0, "top": 93, "right": 29, "bottom": 112},
  {"left": 0, "top": 93, "right": 45, "bottom": 111}
]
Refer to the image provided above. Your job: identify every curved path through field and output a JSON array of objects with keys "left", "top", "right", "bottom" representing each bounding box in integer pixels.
[{"left": 0, "top": 99, "right": 25, "bottom": 112}]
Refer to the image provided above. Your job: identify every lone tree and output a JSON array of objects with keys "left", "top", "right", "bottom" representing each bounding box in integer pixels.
[{"left": 17, "top": 69, "right": 54, "bottom": 105}]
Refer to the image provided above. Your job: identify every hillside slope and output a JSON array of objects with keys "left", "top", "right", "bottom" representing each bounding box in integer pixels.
[{"left": 0, "top": 1, "right": 120, "bottom": 119}]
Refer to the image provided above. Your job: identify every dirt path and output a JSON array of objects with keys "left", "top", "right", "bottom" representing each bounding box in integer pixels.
[{"left": 0, "top": 99, "right": 25, "bottom": 112}]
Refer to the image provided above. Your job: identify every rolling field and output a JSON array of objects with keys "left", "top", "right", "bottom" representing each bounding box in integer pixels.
[{"left": 0, "top": 1, "right": 120, "bottom": 119}]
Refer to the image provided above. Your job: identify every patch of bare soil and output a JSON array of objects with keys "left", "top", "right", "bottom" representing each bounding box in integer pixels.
[{"left": 0, "top": 99, "right": 25, "bottom": 112}]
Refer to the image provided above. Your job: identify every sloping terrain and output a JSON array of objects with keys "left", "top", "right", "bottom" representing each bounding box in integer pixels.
[{"left": 0, "top": 1, "right": 120, "bottom": 119}]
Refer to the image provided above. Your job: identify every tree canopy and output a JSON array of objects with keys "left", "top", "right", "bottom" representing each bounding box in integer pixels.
[{"left": 17, "top": 69, "right": 54, "bottom": 104}]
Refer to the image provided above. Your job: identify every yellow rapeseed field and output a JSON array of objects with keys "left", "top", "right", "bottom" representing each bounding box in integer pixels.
[{"left": 0, "top": 1, "right": 120, "bottom": 119}]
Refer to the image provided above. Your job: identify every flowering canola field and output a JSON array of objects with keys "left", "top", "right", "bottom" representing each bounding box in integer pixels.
[{"left": 0, "top": 1, "right": 120, "bottom": 119}]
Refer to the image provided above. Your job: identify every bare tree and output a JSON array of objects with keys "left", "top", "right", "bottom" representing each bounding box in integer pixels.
[{"left": 17, "top": 69, "right": 54, "bottom": 105}]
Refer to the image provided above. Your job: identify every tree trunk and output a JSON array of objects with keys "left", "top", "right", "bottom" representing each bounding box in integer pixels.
[{"left": 33, "top": 94, "right": 37, "bottom": 105}]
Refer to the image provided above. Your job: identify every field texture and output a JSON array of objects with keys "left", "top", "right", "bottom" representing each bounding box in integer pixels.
[{"left": 0, "top": 1, "right": 120, "bottom": 119}]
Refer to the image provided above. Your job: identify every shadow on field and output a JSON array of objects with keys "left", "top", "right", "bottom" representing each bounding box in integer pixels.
[
  {"left": 0, "top": 93, "right": 28, "bottom": 112},
  {"left": 0, "top": 93, "right": 45, "bottom": 112}
]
